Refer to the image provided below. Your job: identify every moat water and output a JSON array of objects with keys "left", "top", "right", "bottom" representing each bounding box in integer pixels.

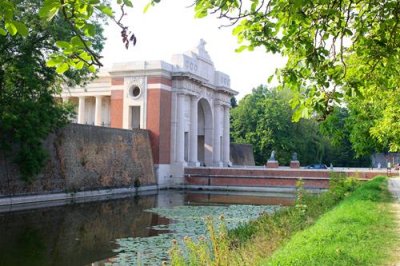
[{"left": 0, "top": 190, "right": 295, "bottom": 266}]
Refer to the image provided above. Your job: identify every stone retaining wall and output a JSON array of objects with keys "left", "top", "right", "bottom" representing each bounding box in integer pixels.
[{"left": 0, "top": 124, "right": 155, "bottom": 196}]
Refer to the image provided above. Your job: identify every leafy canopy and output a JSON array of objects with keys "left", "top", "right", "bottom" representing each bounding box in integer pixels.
[
  {"left": 184, "top": 0, "right": 400, "bottom": 119},
  {"left": 0, "top": 0, "right": 136, "bottom": 74},
  {"left": 0, "top": 0, "right": 105, "bottom": 181}
]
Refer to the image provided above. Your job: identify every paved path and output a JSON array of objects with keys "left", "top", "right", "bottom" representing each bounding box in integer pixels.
[
  {"left": 388, "top": 178, "right": 400, "bottom": 265},
  {"left": 389, "top": 178, "right": 400, "bottom": 201}
]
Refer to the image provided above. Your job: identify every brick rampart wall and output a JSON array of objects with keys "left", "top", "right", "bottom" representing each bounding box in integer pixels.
[
  {"left": 184, "top": 167, "right": 396, "bottom": 189},
  {"left": 0, "top": 124, "right": 156, "bottom": 196}
]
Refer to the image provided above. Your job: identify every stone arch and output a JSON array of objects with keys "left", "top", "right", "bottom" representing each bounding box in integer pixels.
[{"left": 197, "top": 98, "right": 213, "bottom": 166}]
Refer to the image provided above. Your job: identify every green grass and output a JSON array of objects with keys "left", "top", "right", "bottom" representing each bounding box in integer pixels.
[{"left": 261, "top": 176, "right": 397, "bottom": 266}]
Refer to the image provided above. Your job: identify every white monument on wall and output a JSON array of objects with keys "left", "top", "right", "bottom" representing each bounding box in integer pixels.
[{"left": 61, "top": 39, "right": 238, "bottom": 187}]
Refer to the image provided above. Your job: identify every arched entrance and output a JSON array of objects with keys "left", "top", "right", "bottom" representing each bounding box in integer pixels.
[{"left": 197, "top": 98, "right": 213, "bottom": 166}]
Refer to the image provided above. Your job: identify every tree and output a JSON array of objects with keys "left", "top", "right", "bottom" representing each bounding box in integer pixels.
[
  {"left": 319, "top": 108, "right": 371, "bottom": 166},
  {"left": 230, "top": 96, "right": 238, "bottom": 108},
  {"left": 0, "top": 0, "right": 105, "bottom": 181},
  {"left": 231, "top": 86, "right": 326, "bottom": 165},
  {"left": 1, "top": 0, "right": 136, "bottom": 73},
  {"left": 231, "top": 86, "right": 370, "bottom": 166}
]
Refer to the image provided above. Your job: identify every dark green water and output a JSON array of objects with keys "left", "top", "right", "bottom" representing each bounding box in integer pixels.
[{"left": 0, "top": 191, "right": 294, "bottom": 266}]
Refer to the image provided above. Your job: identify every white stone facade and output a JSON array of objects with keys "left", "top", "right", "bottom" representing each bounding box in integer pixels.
[{"left": 61, "top": 40, "right": 238, "bottom": 187}]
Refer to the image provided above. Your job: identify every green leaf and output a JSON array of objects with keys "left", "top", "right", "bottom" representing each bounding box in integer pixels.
[
  {"left": 292, "top": 108, "right": 302, "bottom": 122},
  {"left": 56, "top": 63, "right": 69, "bottom": 74},
  {"left": 79, "top": 51, "right": 92, "bottom": 61},
  {"left": 75, "top": 61, "right": 85, "bottom": 70},
  {"left": 55, "top": 41, "right": 71, "bottom": 49},
  {"left": 13, "top": 21, "right": 28, "bottom": 36},
  {"left": 88, "top": 65, "right": 96, "bottom": 73},
  {"left": 235, "top": 45, "right": 248, "bottom": 53},
  {"left": 5, "top": 22, "right": 17, "bottom": 36},
  {"left": 194, "top": 4, "right": 208, "bottom": 18},
  {"left": 123, "top": 0, "right": 133, "bottom": 8},
  {"left": 0, "top": 28, "right": 6, "bottom": 36},
  {"left": 143, "top": 3, "right": 152, "bottom": 13},
  {"left": 98, "top": 5, "right": 113, "bottom": 17},
  {"left": 39, "top": 0, "right": 61, "bottom": 20},
  {"left": 84, "top": 24, "right": 96, "bottom": 37},
  {"left": 71, "top": 36, "right": 85, "bottom": 48},
  {"left": 250, "top": 0, "right": 259, "bottom": 12},
  {"left": 232, "top": 24, "right": 244, "bottom": 36},
  {"left": 46, "top": 58, "right": 58, "bottom": 67}
]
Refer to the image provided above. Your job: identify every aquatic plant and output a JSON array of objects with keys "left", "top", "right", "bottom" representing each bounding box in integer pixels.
[{"left": 109, "top": 204, "right": 279, "bottom": 265}]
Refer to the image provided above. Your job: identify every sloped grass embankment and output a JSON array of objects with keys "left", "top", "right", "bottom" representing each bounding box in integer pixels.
[
  {"left": 170, "top": 176, "right": 398, "bottom": 265},
  {"left": 262, "top": 176, "right": 398, "bottom": 265}
]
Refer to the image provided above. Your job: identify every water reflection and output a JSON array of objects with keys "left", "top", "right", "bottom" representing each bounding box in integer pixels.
[{"left": 0, "top": 191, "right": 294, "bottom": 266}]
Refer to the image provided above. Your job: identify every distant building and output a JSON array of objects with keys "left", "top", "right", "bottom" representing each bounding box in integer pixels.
[{"left": 61, "top": 40, "right": 238, "bottom": 186}]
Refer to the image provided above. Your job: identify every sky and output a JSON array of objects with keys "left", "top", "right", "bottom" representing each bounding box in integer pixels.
[{"left": 100, "top": 0, "right": 285, "bottom": 99}]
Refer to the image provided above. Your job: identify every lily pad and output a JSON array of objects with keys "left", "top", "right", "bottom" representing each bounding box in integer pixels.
[{"left": 109, "top": 204, "right": 280, "bottom": 265}]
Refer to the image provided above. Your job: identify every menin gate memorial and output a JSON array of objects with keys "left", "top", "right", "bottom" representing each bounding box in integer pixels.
[{"left": 61, "top": 40, "right": 238, "bottom": 186}]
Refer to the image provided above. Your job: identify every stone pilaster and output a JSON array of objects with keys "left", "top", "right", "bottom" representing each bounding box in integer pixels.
[
  {"left": 213, "top": 103, "right": 222, "bottom": 166},
  {"left": 94, "top": 96, "right": 103, "bottom": 126},
  {"left": 222, "top": 105, "right": 231, "bottom": 165},
  {"left": 189, "top": 95, "right": 199, "bottom": 166},
  {"left": 78, "top": 96, "right": 86, "bottom": 124},
  {"left": 176, "top": 93, "right": 185, "bottom": 163}
]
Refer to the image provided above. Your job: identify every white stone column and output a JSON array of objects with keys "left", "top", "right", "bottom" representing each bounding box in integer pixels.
[
  {"left": 176, "top": 93, "right": 185, "bottom": 163},
  {"left": 78, "top": 96, "right": 86, "bottom": 124},
  {"left": 94, "top": 96, "right": 103, "bottom": 126},
  {"left": 213, "top": 103, "right": 222, "bottom": 166},
  {"left": 223, "top": 105, "right": 231, "bottom": 165},
  {"left": 189, "top": 95, "right": 199, "bottom": 166}
]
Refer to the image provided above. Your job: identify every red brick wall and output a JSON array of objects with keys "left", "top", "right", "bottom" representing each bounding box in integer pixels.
[
  {"left": 148, "top": 76, "right": 172, "bottom": 87},
  {"left": 185, "top": 175, "right": 330, "bottom": 189},
  {"left": 111, "top": 77, "right": 124, "bottom": 85},
  {"left": 146, "top": 78, "right": 172, "bottom": 164},
  {"left": 184, "top": 168, "right": 396, "bottom": 189},
  {"left": 110, "top": 90, "right": 123, "bottom": 128},
  {"left": 158, "top": 90, "right": 172, "bottom": 163}
]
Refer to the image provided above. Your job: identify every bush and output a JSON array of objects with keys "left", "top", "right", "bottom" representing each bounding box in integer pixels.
[{"left": 329, "top": 172, "right": 360, "bottom": 201}]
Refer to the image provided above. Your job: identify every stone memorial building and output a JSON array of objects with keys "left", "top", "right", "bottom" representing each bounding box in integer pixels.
[{"left": 61, "top": 40, "right": 238, "bottom": 186}]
